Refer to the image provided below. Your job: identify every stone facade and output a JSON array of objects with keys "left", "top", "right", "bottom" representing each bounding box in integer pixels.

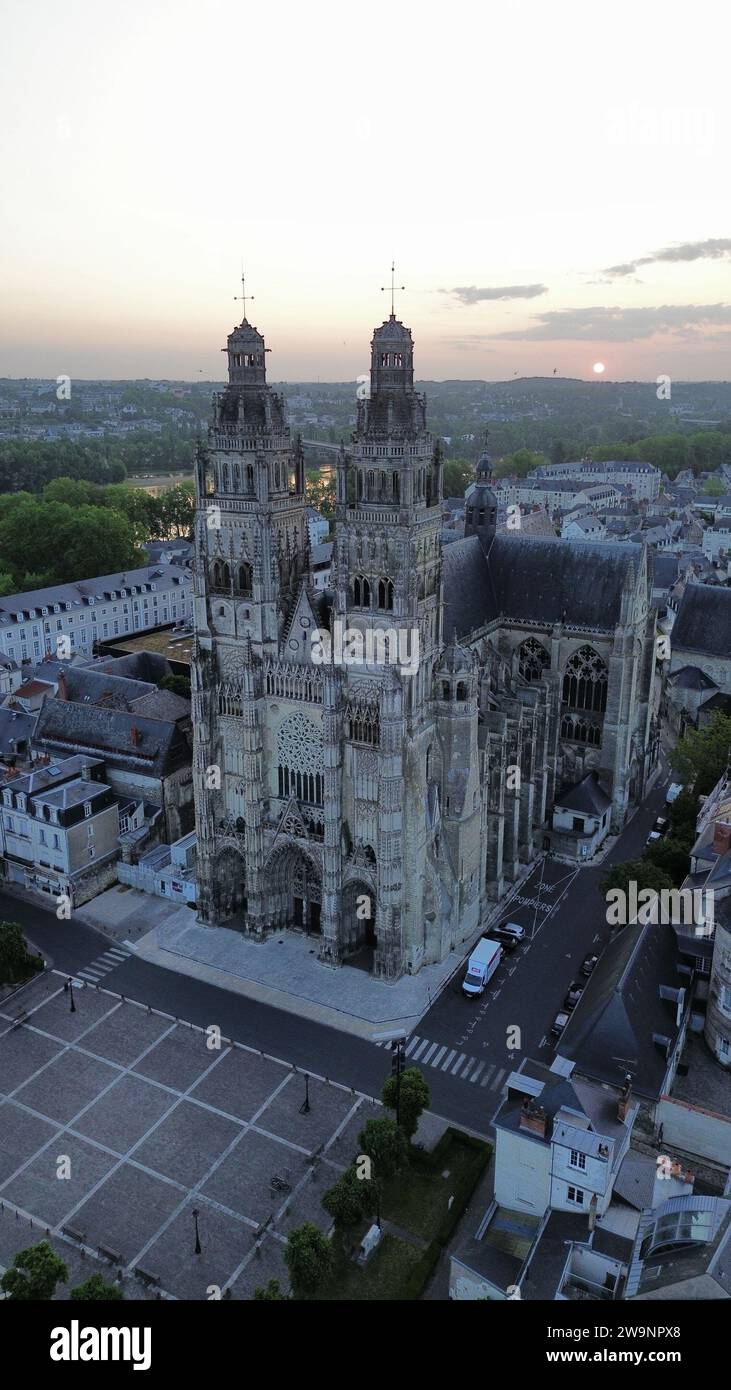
[{"left": 191, "top": 307, "right": 656, "bottom": 979}]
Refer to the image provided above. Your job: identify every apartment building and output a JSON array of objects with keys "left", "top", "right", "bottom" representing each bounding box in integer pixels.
[
  {"left": 0, "top": 755, "right": 119, "bottom": 905},
  {"left": 0, "top": 564, "right": 194, "bottom": 665}
]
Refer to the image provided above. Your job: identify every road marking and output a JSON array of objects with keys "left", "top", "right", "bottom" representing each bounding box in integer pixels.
[
  {"left": 431, "top": 1046, "right": 447, "bottom": 1067},
  {"left": 461, "top": 1057, "right": 475, "bottom": 1078},
  {"left": 411, "top": 1039, "right": 428, "bottom": 1061},
  {"left": 480, "top": 1065, "right": 496, "bottom": 1088},
  {"left": 405, "top": 1036, "right": 420, "bottom": 1057},
  {"left": 440, "top": 1049, "right": 457, "bottom": 1071},
  {"left": 490, "top": 1067, "right": 506, "bottom": 1092},
  {"left": 470, "top": 1062, "right": 485, "bottom": 1084},
  {"left": 421, "top": 1042, "right": 438, "bottom": 1064},
  {"left": 451, "top": 1053, "right": 466, "bottom": 1074}
]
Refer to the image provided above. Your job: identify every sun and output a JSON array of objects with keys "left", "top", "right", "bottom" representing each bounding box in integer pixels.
[{"left": 592, "top": 361, "right": 606, "bottom": 374}]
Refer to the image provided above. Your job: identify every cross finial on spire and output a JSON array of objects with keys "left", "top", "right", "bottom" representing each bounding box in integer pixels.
[
  {"left": 381, "top": 260, "right": 404, "bottom": 317},
  {"left": 234, "top": 267, "right": 254, "bottom": 322}
]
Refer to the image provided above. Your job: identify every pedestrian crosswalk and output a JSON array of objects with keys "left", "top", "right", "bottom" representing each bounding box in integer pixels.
[
  {"left": 75, "top": 945, "right": 131, "bottom": 984},
  {"left": 373, "top": 1034, "right": 508, "bottom": 1090}
]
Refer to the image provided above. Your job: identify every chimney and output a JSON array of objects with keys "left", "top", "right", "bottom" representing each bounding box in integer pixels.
[
  {"left": 57, "top": 669, "right": 67, "bottom": 701},
  {"left": 712, "top": 819, "right": 731, "bottom": 856},
  {"left": 617, "top": 1074, "right": 633, "bottom": 1122},
  {"left": 519, "top": 1098, "right": 549, "bottom": 1139},
  {"left": 130, "top": 725, "right": 140, "bottom": 747}
]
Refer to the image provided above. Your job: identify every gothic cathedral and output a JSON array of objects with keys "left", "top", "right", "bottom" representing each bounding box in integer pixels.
[{"left": 191, "top": 302, "right": 656, "bottom": 979}]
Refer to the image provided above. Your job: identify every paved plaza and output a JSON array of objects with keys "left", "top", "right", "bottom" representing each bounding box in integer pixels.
[
  {"left": 0, "top": 970, "right": 384, "bottom": 1299},
  {"left": 78, "top": 884, "right": 467, "bottom": 1035}
]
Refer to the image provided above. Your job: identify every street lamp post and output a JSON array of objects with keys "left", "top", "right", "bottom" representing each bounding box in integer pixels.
[
  {"left": 64, "top": 978, "right": 76, "bottom": 1013},
  {"left": 299, "top": 1074, "right": 310, "bottom": 1115},
  {"left": 192, "top": 1208, "right": 201, "bottom": 1255}
]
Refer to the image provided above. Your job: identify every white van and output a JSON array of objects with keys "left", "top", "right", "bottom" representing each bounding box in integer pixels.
[{"left": 462, "top": 938, "right": 502, "bottom": 997}]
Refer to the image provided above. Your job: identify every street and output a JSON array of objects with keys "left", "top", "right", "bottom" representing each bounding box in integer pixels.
[{"left": 2, "top": 763, "right": 671, "bottom": 1136}]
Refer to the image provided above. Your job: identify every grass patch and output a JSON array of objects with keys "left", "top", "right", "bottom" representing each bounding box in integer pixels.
[
  {"left": 303, "top": 1128, "right": 491, "bottom": 1300},
  {"left": 382, "top": 1130, "right": 490, "bottom": 1244},
  {"left": 1, "top": 952, "right": 44, "bottom": 988},
  {"left": 315, "top": 1229, "right": 427, "bottom": 1301}
]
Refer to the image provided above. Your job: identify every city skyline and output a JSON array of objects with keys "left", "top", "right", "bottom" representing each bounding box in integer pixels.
[{"left": 1, "top": 1, "right": 729, "bottom": 381}]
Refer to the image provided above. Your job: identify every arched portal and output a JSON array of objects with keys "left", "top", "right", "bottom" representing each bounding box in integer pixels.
[
  {"left": 341, "top": 878, "right": 377, "bottom": 971},
  {"left": 266, "top": 843, "right": 322, "bottom": 933},
  {"left": 214, "top": 847, "right": 246, "bottom": 923}
]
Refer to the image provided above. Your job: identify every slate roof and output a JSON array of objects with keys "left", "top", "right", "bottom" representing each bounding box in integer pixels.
[
  {"left": 442, "top": 534, "right": 642, "bottom": 641},
  {"left": 613, "top": 1151, "right": 658, "bottom": 1210},
  {"left": 34, "top": 699, "right": 191, "bottom": 778},
  {"left": 93, "top": 651, "right": 172, "bottom": 683},
  {"left": 668, "top": 665, "right": 718, "bottom": 692},
  {"left": 0, "top": 707, "right": 36, "bottom": 757},
  {"left": 61, "top": 666, "right": 157, "bottom": 709},
  {"left": 0, "top": 564, "right": 191, "bottom": 624},
  {"left": 671, "top": 583, "right": 731, "bottom": 659},
  {"left": 652, "top": 554, "right": 680, "bottom": 590},
  {"left": 130, "top": 689, "right": 191, "bottom": 721},
  {"left": 554, "top": 772, "right": 611, "bottom": 816},
  {"left": 556, "top": 921, "right": 686, "bottom": 1100}
]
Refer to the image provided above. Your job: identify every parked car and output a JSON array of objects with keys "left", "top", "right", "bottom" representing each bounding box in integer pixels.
[
  {"left": 581, "top": 952, "right": 598, "bottom": 977},
  {"left": 487, "top": 922, "right": 526, "bottom": 951},
  {"left": 666, "top": 783, "right": 684, "bottom": 806},
  {"left": 563, "top": 981, "right": 585, "bottom": 1012},
  {"left": 551, "top": 1010, "right": 570, "bottom": 1037},
  {"left": 647, "top": 815, "right": 670, "bottom": 844}
]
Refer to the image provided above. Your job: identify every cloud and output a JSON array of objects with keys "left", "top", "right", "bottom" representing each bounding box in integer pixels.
[
  {"left": 493, "top": 304, "right": 731, "bottom": 342},
  {"left": 602, "top": 238, "right": 731, "bottom": 278},
  {"left": 443, "top": 336, "right": 497, "bottom": 351},
  {"left": 444, "top": 284, "right": 548, "bottom": 305}
]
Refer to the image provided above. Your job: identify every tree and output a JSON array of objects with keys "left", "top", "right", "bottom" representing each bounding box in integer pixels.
[
  {"left": 382, "top": 1067, "right": 431, "bottom": 1140},
  {"left": 644, "top": 836, "right": 693, "bottom": 887},
  {"left": 0, "top": 498, "right": 140, "bottom": 589},
  {"left": 357, "top": 1116, "right": 407, "bottom": 1181},
  {"left": 703, "top": 474, "right": 726, "bottom": 497},
  {"left": 0, "top": 921, "right": 41, "bottom": 985},
  {"left": 668, "top": 788, "right": 699, "bottom": 841},
  {"left": 0, "top": 572, "right": 15, "bottom": 596},
  {"left": 493, "top": 448, "right": 547, "bottom": 480},
  {"left": 442, "top": 458, "right": 475, "bottom": 498},
  {"left": 253, "top": 1278, "right": 287, "bottom": 1301},
  {"left": 43, "top": 477, "right": 103, "bottom": 508},
  {"left": 305, "top": 470, "right": 335, "bottom": 519},
  {"left": 671, "top": 711, "right": 731, "bottom": 797},
  {"left": 0, "top": 1241, "right": 68, "bottom": 1300},
  {"left": 550, "top": 440, "right": 567, "bottom": 466},
  {"left": 322, "top": 1164, "right": 375, "bottom": 1227},
  {"left": 159, "top": 673, "right": 191, "bottom": 699},
  {"left": 284, "top": 1223, "right": 333, "bottom": 1297},
  {"left": 160, "top": 482, "right": 195, "bottom": 538},
  {"left": 600, "top": 858, "right": 674, "bottom": 905},
  {"left": 70, "top": 1273, "right": 123, "bottom": 1301}
]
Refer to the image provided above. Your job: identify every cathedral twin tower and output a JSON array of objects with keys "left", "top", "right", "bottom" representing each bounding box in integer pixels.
[
  {"left": 191, "top": 300, "right": 481, "bottom": 980},
  {"left": 191, "top": 296, "right": 656, "bottom": 980}
]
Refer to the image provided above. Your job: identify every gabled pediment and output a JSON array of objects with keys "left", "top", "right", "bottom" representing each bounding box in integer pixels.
[{"left": 281, "top": 583, "right": 321, "bottom": 664}]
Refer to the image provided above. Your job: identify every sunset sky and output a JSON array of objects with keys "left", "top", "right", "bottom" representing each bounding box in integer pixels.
[{"left": 1, "top": 0, "right": 729, "bottom": 382}]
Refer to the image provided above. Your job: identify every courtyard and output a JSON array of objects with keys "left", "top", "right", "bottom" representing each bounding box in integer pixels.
[{"left": 0, "top": 970, "right": 390, "bottom": 1300}]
